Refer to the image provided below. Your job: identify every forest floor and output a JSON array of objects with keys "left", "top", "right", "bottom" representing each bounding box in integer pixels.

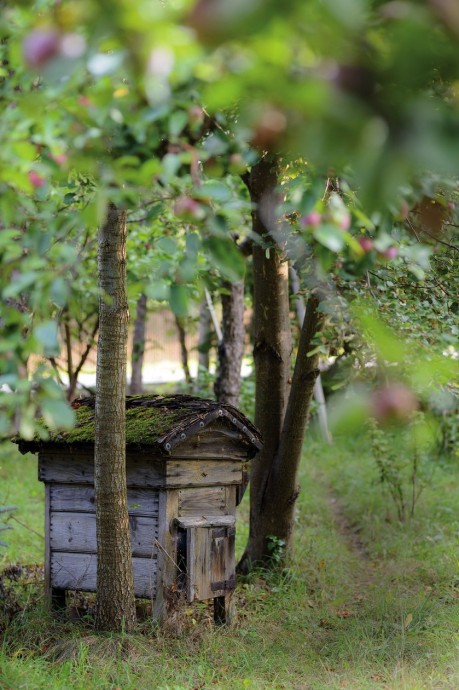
[{"left": 1, "top": 431, "right": 459, "bottom": 690}]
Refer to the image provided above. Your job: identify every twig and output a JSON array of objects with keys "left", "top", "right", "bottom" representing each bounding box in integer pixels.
[{"left": 10, "top": 515, "right": 45, "bottom": 540}]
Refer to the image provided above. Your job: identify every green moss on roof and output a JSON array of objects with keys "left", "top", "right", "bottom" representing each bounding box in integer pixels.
[
  {"left": 15, "top": 394, "right": 263, "bottom": 455},
  {"left": 58, "top": 401, "right": 191, "bottom": 446}
]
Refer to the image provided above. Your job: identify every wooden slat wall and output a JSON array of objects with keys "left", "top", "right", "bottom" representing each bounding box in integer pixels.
[
  {"left": 50, "top": 552, "right": 157, "bottom": 599},
  {"left": 40, "top": 455, "right": 242, "bottom": 488},
  {"left": 178, "top": 486, "right": 227, "bottom": 516},
  {"left": 166, "top": 460, "right": 242, "bottom": 487},
  {"left": 39, "top": 453, "right": 165, "bottom": 487},
  {"left": 49, "top": 485, "right": 159, "bottom": 517},
  {"left": 50, "top": 512, "right": 159, "bottom": 558}
]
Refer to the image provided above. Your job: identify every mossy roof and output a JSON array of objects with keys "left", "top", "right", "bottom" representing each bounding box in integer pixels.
[{"left": 15, "top": 394, "right": 263, "bottom": 456}]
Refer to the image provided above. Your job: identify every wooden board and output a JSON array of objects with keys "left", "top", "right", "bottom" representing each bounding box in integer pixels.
[
  {"left": 178, "top": 486, "right": 227, "bottom": 517},
  {"left": 50, "top": 552, "right": 157, "bottom": 599},
  {"left": 39, "top": 452, "right": 165, "bottom": 487},
  {"left": 49, "top": 512, "right": 159, "bottom": 558},
  {"left": 49, "top": 485, "right": 159, "bottom": 517},
  {"left": 172, "top": 430, "right": 251, "bottom": 460},
  {"left": 40, "top": 453, "right": 241, "bottom": 489},
  {"left": 185, "top": 525, "right": 235, "bottom": 601},
  {"left": 152, "top": 489, "right": 178, "bottom": 621},
  {"left": 165, "top": 460, "right": 242, "bottom": 488}
]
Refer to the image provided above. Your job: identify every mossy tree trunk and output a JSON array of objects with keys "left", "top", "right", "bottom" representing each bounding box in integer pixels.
[{"left": 95, "top": 203, "right": 136, "bottom": 632}]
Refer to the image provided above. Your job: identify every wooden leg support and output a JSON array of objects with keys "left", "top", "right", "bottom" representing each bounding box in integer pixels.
[{"left": 214, "top": 593, "right": 233, "bottom": 626}]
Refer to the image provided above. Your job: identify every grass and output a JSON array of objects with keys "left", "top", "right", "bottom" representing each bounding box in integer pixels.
[{"left": 1, "top": 430, "right": 459, "bottom": 689}]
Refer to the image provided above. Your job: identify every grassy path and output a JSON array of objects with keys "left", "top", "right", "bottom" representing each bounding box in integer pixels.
[{"left": 2, "top": 437, "right": 459, "bottom": 689}]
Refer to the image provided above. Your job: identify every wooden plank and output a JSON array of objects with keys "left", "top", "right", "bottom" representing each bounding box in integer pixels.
[
  {"left": 175, "top": 516, "right": 235, "bottom": 529},
  {"left": 172, "top": 432, "right": 251, "bottom": 460},
  {"left": 49, "top": 485, "right": 159, "bottom": 517},
  {"left": 225, "top": 486, "right": 236, "bottom": 515},
  {"left": 44, "top": 484, "right": 51, "bottom": 607},
  {"left": 166, "top": 460, "right": 242, "bottom": 488},
  {"left": 187, "top": 526, "right": 211, "bottom": 601},
  {"left": 39, "top": 452, "right": 165, "bottom": 488},
  {"left": 50, "top": 552, "right": 157, "bottom": 599},
  {"left": 152, "top": 489, "right": 179, "bottom": 621},
  {"left": 185, "top": 523, "right": 236, "bottom": 602},
  {"left": 49, "top": 512, "right": 159, "bottom": 558},
  {"left": 178, "top": 486, "right": 226, "bottom": 517}
]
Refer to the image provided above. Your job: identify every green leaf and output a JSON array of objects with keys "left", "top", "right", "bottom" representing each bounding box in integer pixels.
[
  {"left": 34, "top": 320, "right": 59, "bottom": 356},
  {"left": 199, "top": 180, "right": 232, "bottom": 203},
  {"left": 313, "top": 225, "right": 345, "bottom": 252},
  {"left": 203, "top": 237, "right": 245, "bottom": 282},
  {"left": 168, "top": 111, "right": 188, "bottom": 137},
  {"left": 41, "top": 399, "right": 76, "bottom": 430},
  {"left": 169, "top": 283, "right": 188, "bottom": 317},
  {"left": 2, "top": 272, "right": 39, "bottom": 299}
]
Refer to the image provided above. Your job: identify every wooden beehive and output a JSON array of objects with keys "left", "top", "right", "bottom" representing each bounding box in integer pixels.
[{"left": 15, "top": 395, "right": 262, "bottom": 624}]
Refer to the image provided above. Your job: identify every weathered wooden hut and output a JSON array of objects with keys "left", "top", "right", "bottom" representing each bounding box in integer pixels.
[{"left": 15, "top": 394, "right": 262, "bottom": 624}]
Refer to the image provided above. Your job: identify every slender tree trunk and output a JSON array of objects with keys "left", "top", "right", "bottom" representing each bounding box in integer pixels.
[
  {"left": 214, "top": 280, "right": 245, "bottom": 408},
  {"left": 290, "top": 266, "right": 332, "bottom": 444},
  {"left": 129, "top": 293, "right": 147, "bottom": 395},
  {"left": 95, "top": 203, "right": 136, "bottom": 632},
  {"left": 259, "top": 294, "right": 324, "bottom": 547},
  {"left": 197, "top": 298, "right": 211, "bottom": 372},
  {"left": 238, "top": 156, "right": 292, "bottom": 570},
  {"left": 174, "top": 315, "right": 192, "bottom": 385}
]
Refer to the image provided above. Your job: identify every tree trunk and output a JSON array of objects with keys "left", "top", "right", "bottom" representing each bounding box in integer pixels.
[
  {"left": 238, "top": 156, "right": 292, "bottom": 571},
  {"left": 259, "top": 294, "right": 324, "bottom": 548},
  {"left": 290, "top": 266, "right": 332, "bottom": 444},
  {"left": 197, "top": 298, "right": 211, "bottom": 372},
  {"left": 129, "top": 293, "right": 147, "bottom": 395},
  {"left": 238, "top": 158, "right": 325, "bottom": 572},
  {"left": 174, "top": 315, "right": 192, "bottom": 385},
  {"left": 95, "top": 203, "right": 136, "bottom": 632},
  {"left": 214, "top": 280, "right": 245, "bottom": 408}
]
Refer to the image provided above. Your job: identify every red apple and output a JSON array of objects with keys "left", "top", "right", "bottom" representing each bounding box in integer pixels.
[
  {"left": 28, "top": 171, "right": 46, "bottom": 188},
  {"left": 174, "top": 196, "right": 205, "bottom": 221},
  {"left": 371, "top": 384, "right": 419, "bottom": 424},
  {"left": 300, "top": 211, "right": 322, "bottom": 228},
  {"left": 23, "top": 30, "right": 60, "bottom": 68},
  {"left": 358, "top": 237, "right": 374, "bottom": 252},
  {"left": 383, "top": 246, "right": 398, "bottom": 260}
]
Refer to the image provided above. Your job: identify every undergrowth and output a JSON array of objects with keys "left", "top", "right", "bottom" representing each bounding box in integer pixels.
[{"left": 1, "top": 431, "right": 459, "bottom": 689}]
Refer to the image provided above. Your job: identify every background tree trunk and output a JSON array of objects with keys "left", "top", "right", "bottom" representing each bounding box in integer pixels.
[
  {"left": 238, "top": 157, "right": 292, "bottom": 571},
  {"left": 129, "top": 293, "right": 147, "bottom": 395},
  {"left": 214, "top": 280, "right": 245, "bottom": 407},
  {"left": 174, "top": 315, "right": 192, "bottom": 385},
  {"left": 95, "top": 203, "right": 136, "bottom": 632},
  {"left": 197, "top": 298, "right": 211, "bottom": 372}
]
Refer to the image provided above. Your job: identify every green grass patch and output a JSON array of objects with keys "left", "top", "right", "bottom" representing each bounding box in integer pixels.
[{"left": 1, "top": 432, "right": 459, "bottom": 689}]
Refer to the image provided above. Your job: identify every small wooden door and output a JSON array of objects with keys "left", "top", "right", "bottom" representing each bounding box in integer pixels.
[{"left": 174, "top": 516, "right": 236, "bottom": 602}]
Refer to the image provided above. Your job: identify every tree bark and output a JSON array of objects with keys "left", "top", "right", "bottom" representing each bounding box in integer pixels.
[
  {"left": 259, "top": 293, "right": 324, "bottom": 549},
  {"left": 129, "top": 293, "right": 147, "bottom": 395},
  {"left": 238, "top": 156, "right": 292, "bottom": 570},
  {"left": 95, "top": 203, "right": 136, "bottom": 632},
  {"left": 174, "top": 315, "right": 192, "bottom": 385},
  {"left": 214, "top": 280, "right": 245, "bottom": 408},
  {"left": 197, "top": 298, "right": 211, "bottom": 372},
  {"left": 290, "top": 266, "right": 332, "bottom": 444}
]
